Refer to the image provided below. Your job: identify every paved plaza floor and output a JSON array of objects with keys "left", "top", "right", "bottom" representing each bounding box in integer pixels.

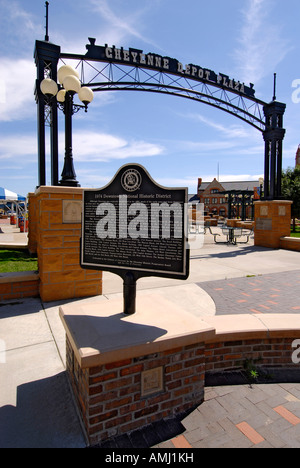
[
  {"left": 200, "top": 270, "right": 300, "bottom": 316},
  {"left": 1, "top": 225, "right": 300, "bottom": 448},
  {"left": 154, "top": 382, "right": 300, "bottom": 449}
]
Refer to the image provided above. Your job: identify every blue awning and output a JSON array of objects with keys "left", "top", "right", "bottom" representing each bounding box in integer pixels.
[{"left": 0, "top": 188, "right": 26, "bottom": 202}]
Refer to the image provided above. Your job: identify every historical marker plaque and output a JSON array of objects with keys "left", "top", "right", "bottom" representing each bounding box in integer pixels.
[
  {"left": 81, "top": 164, "right": 189, "bottom": 281},
  {"left": 256, "top": 218, "right": 272, "bottom": 231}
]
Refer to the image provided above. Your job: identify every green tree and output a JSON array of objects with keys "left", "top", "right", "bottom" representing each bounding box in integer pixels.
[{"left": 281, "top": 166, "right": 300, "bottom": 232}]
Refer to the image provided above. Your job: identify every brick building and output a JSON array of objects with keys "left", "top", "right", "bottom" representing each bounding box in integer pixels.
[
  {"left": 296, "top": 145, "right": 300, "bottom": 167},
  {"left": 195, "top": 177, "right": 260, "bottom": 218}
]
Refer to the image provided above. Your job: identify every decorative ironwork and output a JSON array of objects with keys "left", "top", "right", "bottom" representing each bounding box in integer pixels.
[
  {"left": 35, "top": 37, "right": 287, "bottom": 199},
  {"left": 57, "top": 102, "right": 86, "bottom": 116},
  {"left": 59, "top": 54, "right": 266, "bottom": 132}
]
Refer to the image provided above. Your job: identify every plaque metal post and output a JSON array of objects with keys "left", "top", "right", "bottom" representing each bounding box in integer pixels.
[{"left": 123, "top": 271, "right": 137, "bottom": 315}]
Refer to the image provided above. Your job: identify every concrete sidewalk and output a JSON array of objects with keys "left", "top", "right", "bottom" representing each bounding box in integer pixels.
[
  {"left": 0, "top": 224, "right": 28, "bottom": 249},
  {"left": 1, "top": 240, "right": 300, "bottom": 448}
]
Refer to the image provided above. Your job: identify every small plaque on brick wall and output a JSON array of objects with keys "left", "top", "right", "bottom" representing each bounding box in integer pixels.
[
  {"left": 256, "top": 218, "right": 272, "bottom": 231},
  {"left": 278, "top": 206, "right": 286, "bottom": 216},
  {"left": 63, "top": 200, "right": 82, "bottom": 224},
  {"left": 141, "top": 367, "right": 164, "bottom": 397},
  {"left": 260, "top": 206, "right": 268, "bottom": 216}
]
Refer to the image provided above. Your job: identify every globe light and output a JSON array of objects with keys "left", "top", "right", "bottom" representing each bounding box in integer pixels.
[
  {"left": 78, "top": 87, "right": 94, "bottom": 105},
  {"left": 63, "top": 75, "right": 81, "bottom": 94},
  {"left": 40, "top": 78, "right": 58, "bottom": 97},
  {"left": 37, "top": 58, "right": 95, "bottom": 190},
  {"left": 57, "top": 89, "right": 66, "bottom": 103},
  {"left": 57, "top": 65, "right": 79, "bottom": 85}
]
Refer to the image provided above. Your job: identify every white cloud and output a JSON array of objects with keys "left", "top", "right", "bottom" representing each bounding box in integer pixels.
[
  {"left": 69, "top": 131, "right": 164, "bottom": 162},
  {"left": 87, "top": 0, "right": 159, "bottom": 49},
  {"left": 0, "top": 78, "right": 5, "bottom": 104},
  {"left": 0, "top": 0, "right": 43, "bottom": 54},
  {"left": 185, "top": 113, "right": 256, "bottom": 140},
  {"left": 0, "top": 130, "right": 164, "bottom": 163},
  {"left": 184, "top": 140, "right": 237, "bottom": 152},
  {"left": 163, "top": 134, "right": 263, "bottom": 157},
  {"left": 156, "top": 176, "right": 198, "bottom": 188},
  {"left": 0, "top": 134, "right": 36, "bottom": 160},
  {"left": 0, "top": 0, "right": 36, "bottom": 32},
  {"left": 75, "top": 169, "right": 111, "bottom": 188},
  {"left": 0, "top": 58, "right": 36, "bottom": 122},
  {"left": 171, "top": 111, "right": 264, "bottom": 157},
  {"left": 234, "top": 0, "right": 291, "bottom": 84}
]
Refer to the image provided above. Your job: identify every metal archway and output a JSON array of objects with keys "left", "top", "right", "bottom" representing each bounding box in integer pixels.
[{"left": 34, "top": 38, "right": 286, "bottom": 200}]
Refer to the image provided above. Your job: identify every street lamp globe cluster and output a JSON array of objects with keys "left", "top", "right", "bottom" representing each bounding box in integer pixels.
[
  {"left": 40, "top": 65, "right": 94, "bottom": 187},
  {"left": 40, "top": 65, "right": 94, "bottom": 109}
]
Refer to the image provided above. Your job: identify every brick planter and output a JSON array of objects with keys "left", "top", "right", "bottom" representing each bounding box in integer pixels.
[
  {"left": 60, "top": 299, "right": 300, "bottom": 447},
  {"left": 204, "top": 314, "right": 300, "bottom": 379},
  {"left": 280, "top": 236, "right": 300, "bottom": 252},
  {"left": 205, "top": 338, "right": 298, "bottom": 373},
  {"left": 66, "top": 336, "right": 206, "bottom": 445},
  {"left": 59, "top": 295, "right": 215, "bottom": 446},
  {"left": 0, "top": 271, "right": 39, "bottom": 301}
]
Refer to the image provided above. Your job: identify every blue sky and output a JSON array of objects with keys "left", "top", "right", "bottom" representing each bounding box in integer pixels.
[{"left": 0, "top": 0, "right": 299, "bottom": 196}]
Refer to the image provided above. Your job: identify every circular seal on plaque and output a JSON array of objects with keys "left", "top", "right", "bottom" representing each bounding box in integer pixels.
[{"left": 121, "top": 169, "right": 142, "bottom": 192}]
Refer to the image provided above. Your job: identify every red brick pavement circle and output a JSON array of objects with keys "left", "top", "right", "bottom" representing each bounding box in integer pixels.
[{"left": 199, "top": 270, "right": 300, "bottom": 315}]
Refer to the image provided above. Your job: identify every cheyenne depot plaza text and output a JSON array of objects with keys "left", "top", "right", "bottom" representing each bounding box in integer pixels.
[{"left": 86, "top": 41, "right": 256, "bottom": 98}]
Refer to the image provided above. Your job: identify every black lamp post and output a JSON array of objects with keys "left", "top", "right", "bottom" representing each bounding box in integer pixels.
[{"left": 40, "top": 65, "right": 94, "bottom": 187}]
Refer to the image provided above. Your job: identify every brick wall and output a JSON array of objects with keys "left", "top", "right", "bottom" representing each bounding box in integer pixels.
[
  {"left": 254, "top": 200, "right": 292, "bottom": 249},
  {"left": 66, "top": 336, "right": 205, "bottom": 445},
  {"left": 205, "top": 338, "right": 298, "bottom": 374},
  {"left": 27, "top": 192, "right": 38, "bottom": 255},
  {"left": 66, "top": 334, "right": 300, "bottom": 446},
  {"left": 0, "top": 273, "right": 39, "bottom": 301},
  {"left": 280, "top": 236, "right": 300, "bottom": 252},
  {"left": 34, "top": 186, "right": 102, "bottom": 302}
]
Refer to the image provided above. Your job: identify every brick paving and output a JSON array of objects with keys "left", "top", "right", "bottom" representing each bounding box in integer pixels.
[
  {"left": 155, "top": 382, "right": 300, "bottom": 448},
  {"left": 99, "top": 381, "right": 300, "bottom": 448},
  {"left": 199, "top": 270, "right": 300, "bottom": 315}
]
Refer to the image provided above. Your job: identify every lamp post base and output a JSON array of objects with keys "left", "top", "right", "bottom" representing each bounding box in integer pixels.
[{"left": 59, "top": 179, "right": 81, "bottom": 187}]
